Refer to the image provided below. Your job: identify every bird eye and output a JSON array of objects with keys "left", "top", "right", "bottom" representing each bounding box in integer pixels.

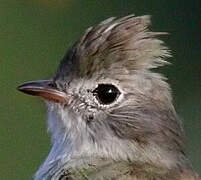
[{"left": 92, "top": 84, "right": 121, "bottom": 105}]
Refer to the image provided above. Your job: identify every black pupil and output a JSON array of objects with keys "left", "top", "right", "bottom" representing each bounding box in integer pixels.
[{"left": 93, "top": 84, "right": 120, "bottom": 105}]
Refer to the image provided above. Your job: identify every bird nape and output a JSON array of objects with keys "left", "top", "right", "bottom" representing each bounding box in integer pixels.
[{"left": 18, "top": 15, "right": 200, "bottom": 180}]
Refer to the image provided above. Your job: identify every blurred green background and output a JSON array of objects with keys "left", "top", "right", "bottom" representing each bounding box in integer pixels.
[{"left": 0, "top": 0, "right": 200, "bottom": 179}]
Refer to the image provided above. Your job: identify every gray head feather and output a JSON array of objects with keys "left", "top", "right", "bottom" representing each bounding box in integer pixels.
[
  {"left": 35, "top": 15, "right": 194, "bottom": 179},
  {"left": 56, "top": 14, "right": 171, "bottom": 80}
]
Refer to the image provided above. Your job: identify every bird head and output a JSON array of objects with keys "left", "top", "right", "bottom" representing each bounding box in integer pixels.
[{"left": 18, "top": 15, "right": 189, "bottom": 178}]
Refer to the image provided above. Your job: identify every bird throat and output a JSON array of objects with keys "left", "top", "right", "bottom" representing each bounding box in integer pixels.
[{"left": 34, "top": 102, "right": 194, "bottom": 179}]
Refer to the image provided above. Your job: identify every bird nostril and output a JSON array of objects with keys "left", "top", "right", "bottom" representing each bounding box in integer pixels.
[{"left": 48, "top": 82, "right": 57, "bottom": 88}]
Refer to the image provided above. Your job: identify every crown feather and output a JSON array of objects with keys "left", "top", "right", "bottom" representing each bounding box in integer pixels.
[{"left": 64, "top": 15, "right": 171, "bottom": 77}]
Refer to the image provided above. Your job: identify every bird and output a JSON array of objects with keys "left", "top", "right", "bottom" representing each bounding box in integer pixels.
[{"left": 18, "top": 15, "right": 200, "bottom": 180}]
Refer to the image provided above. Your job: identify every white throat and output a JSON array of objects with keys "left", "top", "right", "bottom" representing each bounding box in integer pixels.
[{"left": 35, "top": 103, "right": 179, "bottom": 180}]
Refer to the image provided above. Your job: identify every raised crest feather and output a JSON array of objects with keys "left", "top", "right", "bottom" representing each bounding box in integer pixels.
[{"left": 58, "top": 15, "right": 171, "bottom": 78}]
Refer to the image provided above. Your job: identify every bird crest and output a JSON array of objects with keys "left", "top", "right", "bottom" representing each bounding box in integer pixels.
[{"left": 65, "top": 15, "right": 172, "bottom": 77}]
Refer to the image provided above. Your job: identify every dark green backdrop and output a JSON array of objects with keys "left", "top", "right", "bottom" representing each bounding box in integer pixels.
[{"left": 0, "top": 0, "right": 200, "bottom": 179}]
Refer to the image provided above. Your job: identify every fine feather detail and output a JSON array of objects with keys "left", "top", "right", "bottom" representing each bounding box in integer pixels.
[
  {"left": 34, "top": 15, "right": 200, "bottom": 180},
  {"left": 74, "top": 14, "right": 171, "bottom": 77}
]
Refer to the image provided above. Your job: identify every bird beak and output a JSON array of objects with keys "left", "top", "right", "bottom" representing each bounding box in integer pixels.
[{"left": 17, "top": 80, "right": 69, "bottom": 103}]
